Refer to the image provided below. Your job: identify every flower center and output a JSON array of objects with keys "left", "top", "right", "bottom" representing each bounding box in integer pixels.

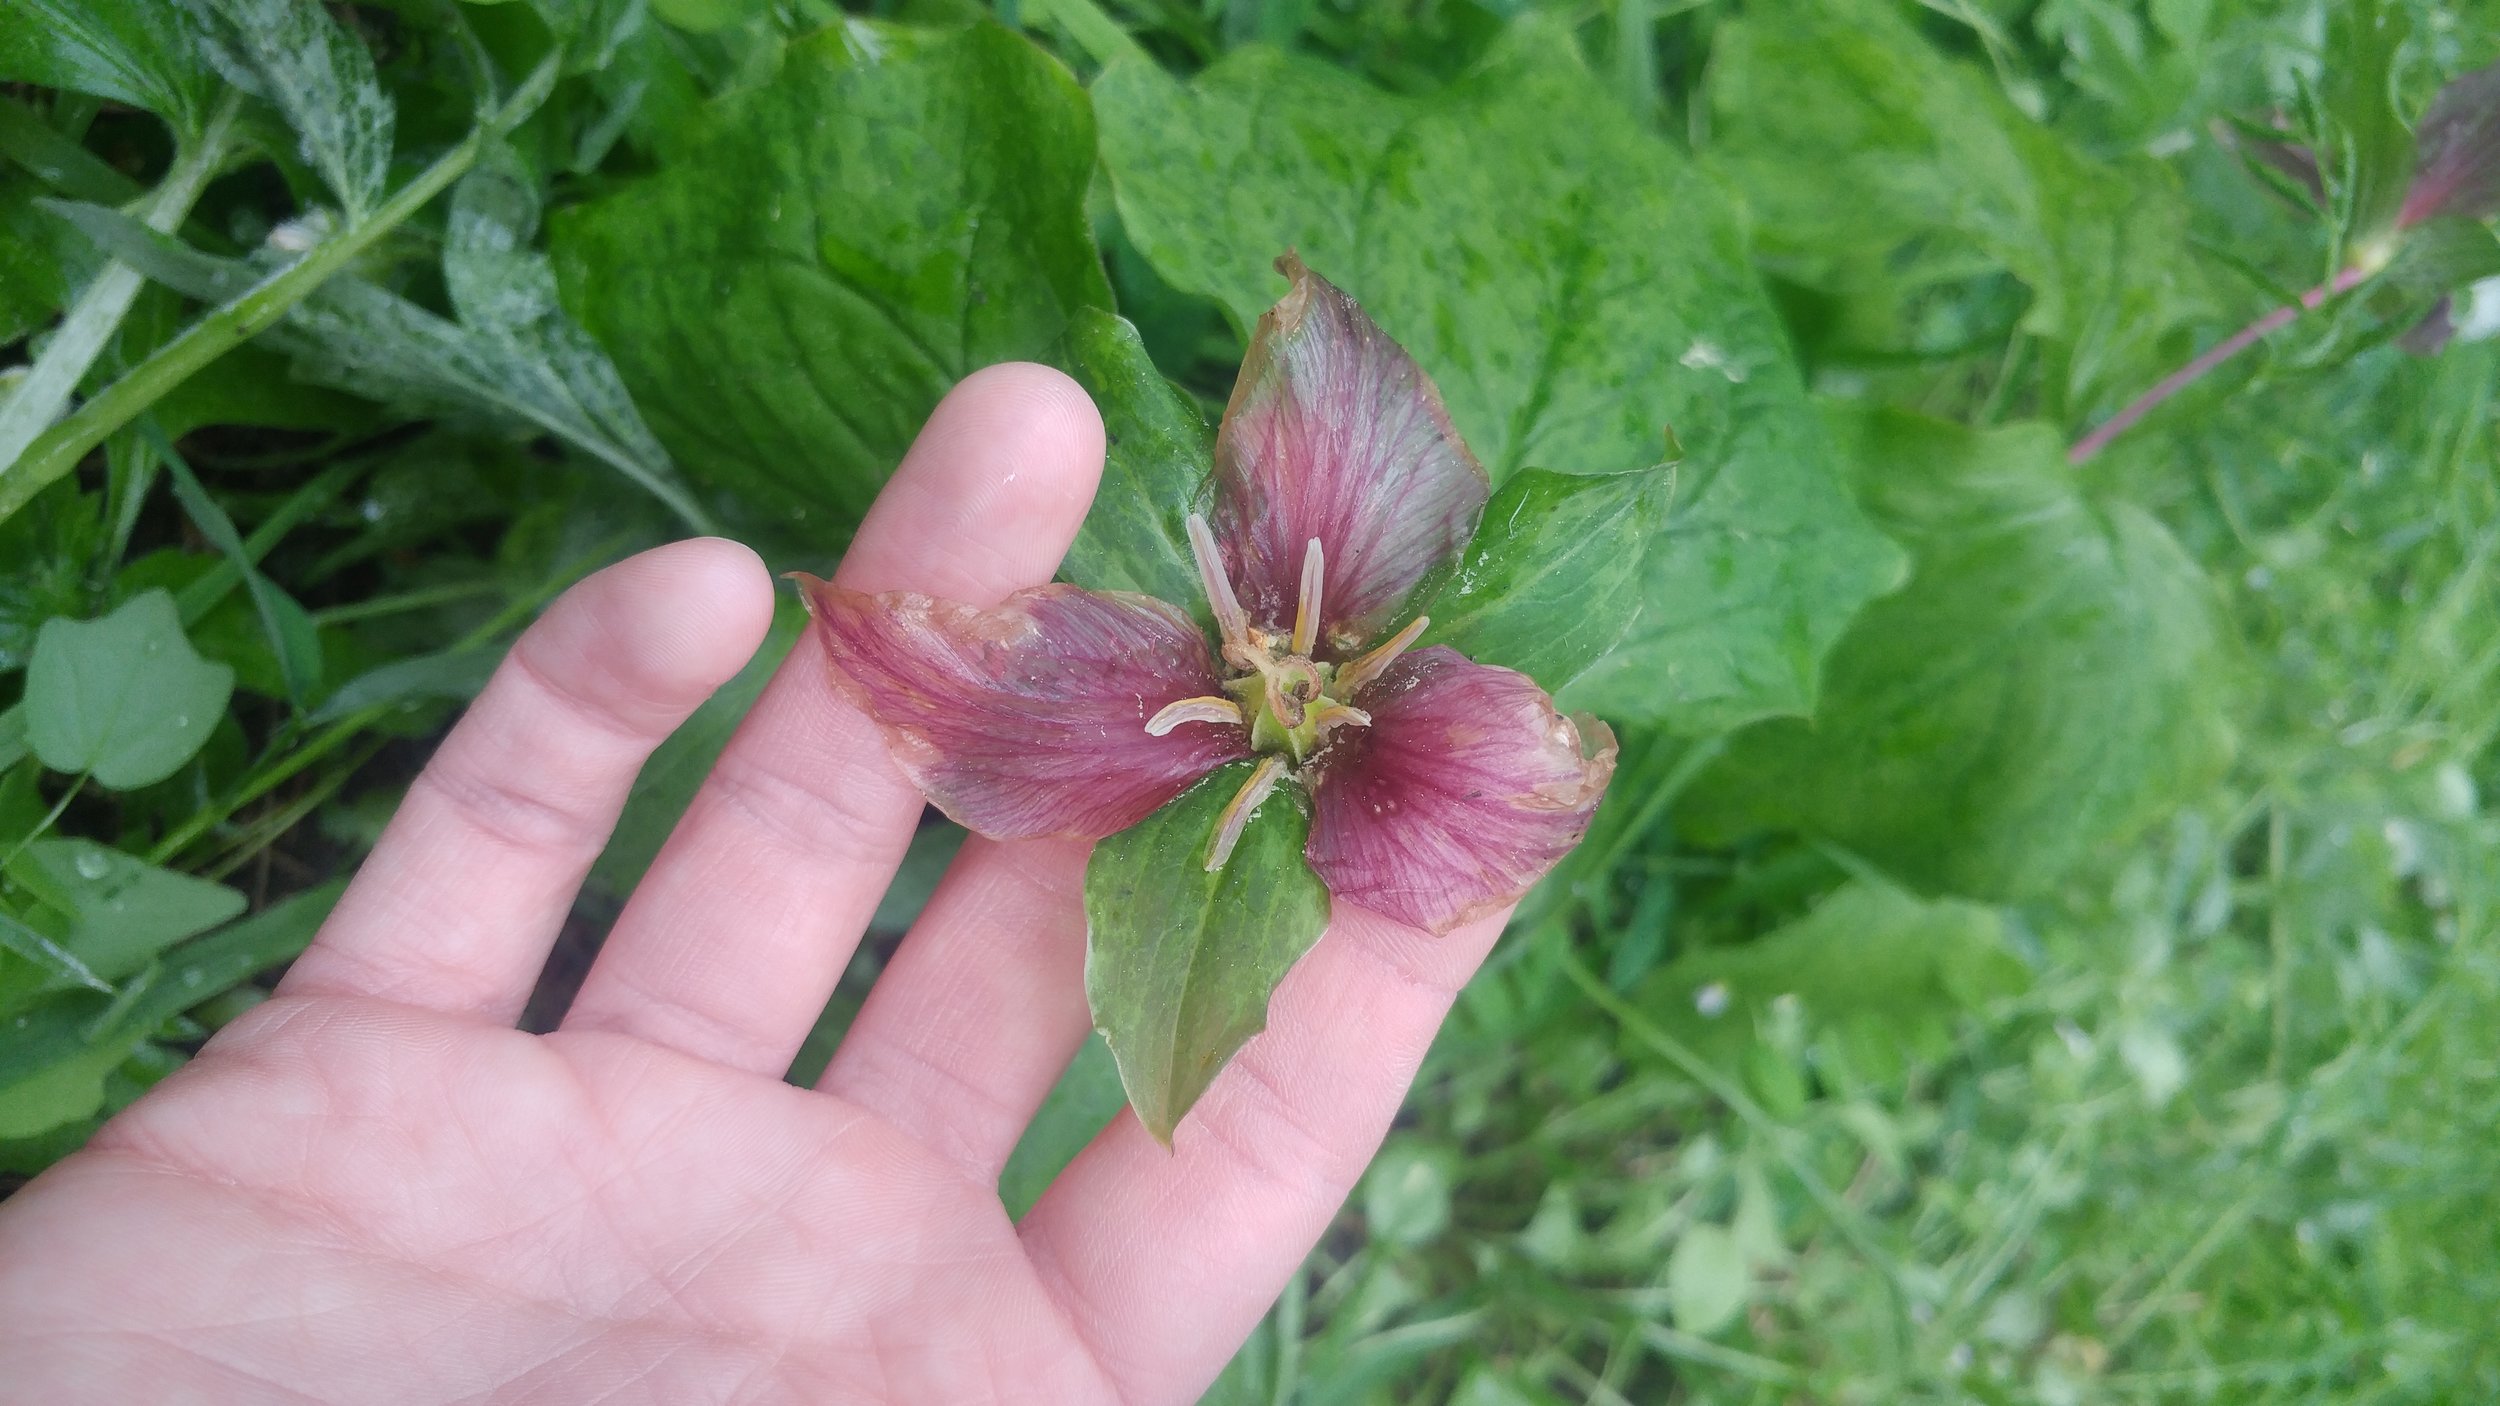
[{"left": 1144, "top": 516, "right": 1432, "bottom": 870}]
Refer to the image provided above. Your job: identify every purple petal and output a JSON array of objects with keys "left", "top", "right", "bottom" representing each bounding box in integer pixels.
[
  {"left": 800, "top": 577, "right": 1249, "bottom": 840},
  {"left": 1212, "top": 254, "right": 1489, "bottom": 652},
  {"left": 2404, "top": 61, "right": 2500, "bottom": 227},
  {"left": 1305, "top": 647, "right": 1616, "bottom": 934}
]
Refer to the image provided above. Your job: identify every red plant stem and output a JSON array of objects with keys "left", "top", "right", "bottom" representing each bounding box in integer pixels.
[{"left": 2068, "top": 264, "right": 2372, "bottom": 464}]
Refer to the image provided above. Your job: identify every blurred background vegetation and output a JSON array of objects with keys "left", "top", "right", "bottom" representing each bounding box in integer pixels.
[{"left": 5, "top": 0, "right": 2499, "bottom": 1401}]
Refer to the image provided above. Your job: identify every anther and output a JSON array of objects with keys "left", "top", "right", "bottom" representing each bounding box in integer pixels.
[
  {"left": 1145, "top": 696, "right": 1246, "bottom": 736},
  {"left": 1206, "top": 755, "right": 1288, "bottom": 871}
]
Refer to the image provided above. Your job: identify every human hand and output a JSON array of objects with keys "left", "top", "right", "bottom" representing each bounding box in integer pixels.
[{"left": 0, "top": 366, "right": 1516, "bottom": 1406}]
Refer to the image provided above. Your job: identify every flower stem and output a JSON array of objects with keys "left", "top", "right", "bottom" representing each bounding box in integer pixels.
[
  {"left": 0, "top": 56, "right": 561, "bottom": 526},
  {"left": 2068, "top": 264, "right": 2370, "bottom": 464}
]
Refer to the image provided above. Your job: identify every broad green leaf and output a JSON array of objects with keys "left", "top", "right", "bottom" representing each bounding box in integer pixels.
[
  {"left": 23, "top": 589, "right": 235, "bottom": 789},
  {"left": 1666, "top": 1222, "right": 1753, "bottom": 1336},
  {"left": 182, "top": 0, "right": 394, "bottom": 222},
  {"left": 1685, "top": 411, "right": 2237, "bottom": 901},
  {"left": 997, "top": 1035, "right": 1126, "bottom": 1217},
  {"left": 0, "top": 0, "right": 216, "bottom": 138},
  {"left": 1084, "top": 760, "right": 1331, "bottom": 1143},
  {"left": 1414, "top": 464, "right": 1675, "bottom": 696},
  {"left": 552, "top": 21, "right": 1114, "bottom": 546},
  {"left": 1706, "top": 0, "right": 2218, "bottom": 423},
  {"left": 5, "top": 839, "right": 246, "bottom": 984},
  {"left": 1091, "top": 23, "right": 1900, "bottom": 732},
  {"left": 0, "top": 704, "right": 24, "bottom": 772},
  {"left": 1626, "top": 879, "right": 2025, "bottom": 1088},
  {"left": 0, "top": 881, "right": 338, "bottom": 1138},
  {"left": 1057, "top": 308, "right": 1207, "bottom": 609}
]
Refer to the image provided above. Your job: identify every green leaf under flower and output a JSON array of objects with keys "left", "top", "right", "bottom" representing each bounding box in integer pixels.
[{"left": 1083, "top": 759, "right": 1331, "bottom": 1144}]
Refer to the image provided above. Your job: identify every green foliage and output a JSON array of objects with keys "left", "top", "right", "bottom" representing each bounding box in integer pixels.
[
  {"left": 7, "top": 0, "right": 2500, "bottom": 1398},
  {"left": 182, "top": 0, "right": 394, "bottom": 222},
  {"left": 23, "top": 590, "right": 233, "bottom": 790},
  {"left": 0, "top": 0, "right": 215, "bottom": 137},
  {"left": 1416, "top": 463, "right": 1676, "bottom": 695},
  {"left": 1057, "top": 307, "right": 1208, "bottom": 608},
  {"left": 1091, "top": 21, "right": 1905, "bottom": 732},
  {"left": 1706, "top": 0, "right": 2219, "bottom": 423},
  {"left": 1084, "top": 761, "right": 1331, "bottom": 1143},
  {"left": 552, "top": 20, "right": 1114, "bottom": 546},
  {"left": 1688, "top": 410, "right": 2238, "bottom": 900},
  {"left": 1627, "top": 878, "right": 2026, "bottom": 1088}
]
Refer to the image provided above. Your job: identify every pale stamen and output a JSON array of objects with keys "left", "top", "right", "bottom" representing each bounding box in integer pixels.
[
  {"left": 1290, "top": 538, "right": 1325, "bottom": 657},
  {"left": 1308, "top": 702, "right": 1371, "bottom": 738},
  {"left": 1206, "top": 754, "right": 1287, "bottom": 871},
  {"left": 1334, "top": 615, "right": 1430, "bottom": 696},
  {"left": 1186, "top": 513, "right": 1253, "bottom": 656},
  {"left": 1145, "top": 695, "right": 1246, "bottom": 737}
]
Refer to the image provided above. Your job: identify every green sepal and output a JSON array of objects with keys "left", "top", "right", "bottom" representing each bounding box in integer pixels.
[
  {"left": 1083, "top": 760, "right": 1331, "bottom": 1144},
  {"left": 1415, "top": 462, "right": 1674, "bottom": 695}
]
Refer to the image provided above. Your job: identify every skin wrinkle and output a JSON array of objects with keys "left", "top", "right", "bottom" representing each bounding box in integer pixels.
[
  {"left": 1182, "top": 1031, "right": 1362, "bottom": 1207},
  {"left": 1014, "top": 1230, "right": 1140, "bottom": 1406}
]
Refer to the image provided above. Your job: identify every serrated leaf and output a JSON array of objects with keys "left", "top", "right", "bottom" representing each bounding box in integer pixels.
[
  {"left": 1084, "top": 760, "right": 1331, "bottom": 1143},
  {"left": 24, "top": 589, "right": 234, "bottom": 790},
  {"left": 3, "top": 839, "right": 246, "bottom": 986},
  {"left": 0, "top": 0, "right": 216, "bottom": 138},
  {"left": 1414, "top": 464, "right": 1674, "bottom": 696},
  {"left": 1686, "top": 411, "right": 2236, "bottom": 900},
  {"left": 2324, "top": 0, "right": 2413, "bottom": 250},
  {"left": 52, "top": 192, "right": 703, "bottom": 525},
  {"left": 182, "top": 0, "right": 394, "bottom": 222},
  {"left": 551, "top": 21, "right": 1115, "bottom": 546},
  {"left": 1057, "top": 308, "right": 1208, "bottom": 609},
  {"left": 1092, "top": 22, "right": 1899, "bottom": 732}
]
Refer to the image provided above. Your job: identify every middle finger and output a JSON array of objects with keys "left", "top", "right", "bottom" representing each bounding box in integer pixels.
[{"left": 559, "top": 365, "right": 1105, "bottom": 1075}]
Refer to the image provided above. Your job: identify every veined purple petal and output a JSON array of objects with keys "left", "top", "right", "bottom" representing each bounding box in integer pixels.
[
  {"left": 1212, "top": 254, "right": 1489, "bottom": 652},
  {"left": 1305, "top": 647, "right": 1616, "bottom": 934},
  {"left": 2404, "top": 61, "right": 2500, "bottom": 227},
  {"left": 800, "top": 578, "right": 1248, "bottom": 840}
]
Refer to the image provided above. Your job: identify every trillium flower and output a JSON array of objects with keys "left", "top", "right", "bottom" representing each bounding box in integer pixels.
[{"left": 799, "top": 255, "right": 1617, "bottom": 937}]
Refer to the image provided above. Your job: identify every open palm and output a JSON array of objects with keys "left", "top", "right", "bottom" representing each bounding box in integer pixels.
[{"left": 0, "top": 367, "right": 1512, "bottom": 1405}]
